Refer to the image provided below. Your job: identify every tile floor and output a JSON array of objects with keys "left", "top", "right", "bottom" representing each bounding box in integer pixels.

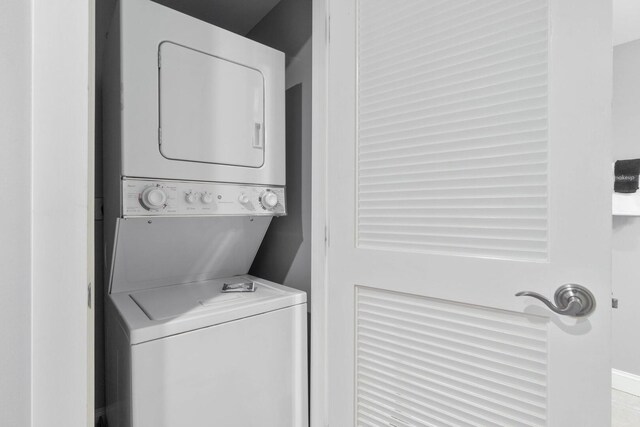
[{"left": 612, "top": 389, "right": 640, "bottom": 426}]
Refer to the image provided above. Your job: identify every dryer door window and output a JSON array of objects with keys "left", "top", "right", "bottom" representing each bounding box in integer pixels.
[{"left": 159, "top": 42, "right": 265, "bottom": 168}]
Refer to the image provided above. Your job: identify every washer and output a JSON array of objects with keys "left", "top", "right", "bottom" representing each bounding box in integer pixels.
[
  {"left": 104, "top": 195, "right": 306, "bottom": 427},
  {"left": 106, "top": 275, "right": 307, "bottom": 427}
]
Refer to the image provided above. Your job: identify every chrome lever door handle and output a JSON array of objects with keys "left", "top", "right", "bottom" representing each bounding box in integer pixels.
[{"left": 515, "top": 284, "right": 596, "bottom": 317}]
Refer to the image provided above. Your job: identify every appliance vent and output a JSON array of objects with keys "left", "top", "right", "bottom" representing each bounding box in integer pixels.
[
  {"left": 357, "top": 0, "right": 549, "bottom": 261},
  {"left": 355, "top": 286, "right": 548, "bottom": 426}
]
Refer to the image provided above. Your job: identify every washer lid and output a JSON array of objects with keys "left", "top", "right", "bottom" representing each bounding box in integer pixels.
[
  {"left": 130, "top": 276, "right": 291, "bottom": 321},
  {"left": 109, "top": 275, "right": 306, "bottom": 344}
]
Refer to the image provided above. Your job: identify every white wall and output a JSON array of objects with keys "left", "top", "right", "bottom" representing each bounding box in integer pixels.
[
  {"left": 614, "top": 0, "right": 640, "bottom": 46},
  {"left": 0, "top": 0, "right": 32, "bottom": 425},
  {"left": 612, "top": 39, "right": 640, "bottom": 377}
]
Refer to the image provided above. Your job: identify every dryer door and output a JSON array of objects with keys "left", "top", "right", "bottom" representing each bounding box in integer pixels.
[{"left": 159, "top": 42, "right": 265, "bottom": 168}]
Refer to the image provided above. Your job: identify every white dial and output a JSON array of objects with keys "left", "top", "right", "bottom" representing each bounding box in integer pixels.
[
  {"left": 259, "top": 190, "right": 279, "bottom": 210},
  {"left": 201, "top": 192, "right": 214, "bottom": 204},
  {"left": 238, "top": 193, "right": 250, "bottom": 204},
  {"left": 185, "top": 191, "right": 199, "bottom": 204},
  {"left": 139, "top": 186, "right": 168, "bottom": 211}
]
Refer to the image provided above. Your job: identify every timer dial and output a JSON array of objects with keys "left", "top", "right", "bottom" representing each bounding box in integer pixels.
[
  {"left": 259, "top": 189, "right": 279, "bottom": 210},
  {"left": 139, "top": 186, "right": 168, "bottom": 211}
]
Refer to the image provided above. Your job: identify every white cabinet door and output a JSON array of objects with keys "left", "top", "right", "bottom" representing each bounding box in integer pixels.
[
  {"left": 132, "top": 305, "right": 308, "bottom": 427},
  {"left": 323, "top": 0, "right": 612, "bottom": 425},
  {"left": 159, "top": 42, "right": 265, "bottom": 168}
]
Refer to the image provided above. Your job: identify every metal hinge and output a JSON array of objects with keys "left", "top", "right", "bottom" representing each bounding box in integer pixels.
[
  {"left": 612, "top": 298, "right": 619, "bottom": 309},
  {"left": 325, "top": 224, "right": 330, "bottom": 248},
  {"left": 88, "top": 282, "right": 92, "bottom": 309}
]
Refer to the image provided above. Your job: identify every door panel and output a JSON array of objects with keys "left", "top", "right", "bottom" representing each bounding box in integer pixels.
[
  {"left": 355, "top": 287, "right": 548, "bottom": 426},
  {"left": 132, "top": 305, "right": 307, "bottom": 427},
  {"left": 159, "top": 42, "right": 265, "bottom": 168},
  {"left": 325, "top": 0, "right": 612, "bottom": 426},
  {"left": 356, "top": 0, "right": 549, "bottom": 262}
]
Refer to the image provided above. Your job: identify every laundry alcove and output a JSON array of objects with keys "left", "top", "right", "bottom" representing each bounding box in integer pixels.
[{"left": 94, "top": 0, "right": 312, "bottom": 424}]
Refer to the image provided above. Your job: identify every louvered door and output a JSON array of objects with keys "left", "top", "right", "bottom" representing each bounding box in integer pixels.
[{"left": 322, "top": 0, "right": 612, "bottom": 426}]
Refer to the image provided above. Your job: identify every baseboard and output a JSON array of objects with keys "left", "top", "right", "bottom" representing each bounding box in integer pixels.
[{"left": 612, "top": 369, "right": 640, "bottom": 397}]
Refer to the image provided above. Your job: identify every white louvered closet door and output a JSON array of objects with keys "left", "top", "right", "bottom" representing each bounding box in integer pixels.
[{"left": 323, "top": 1, "right": 611, "bottom": 426}]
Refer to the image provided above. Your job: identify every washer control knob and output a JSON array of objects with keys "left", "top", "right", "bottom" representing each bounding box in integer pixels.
[
  {"left": 185, "top": 191, "right": 199, "bottom": 204},
  {"left": 259, "top": 189, "right": 279, "bottom": 210},
  {"left": 201, "top": 192, "right": 214, "bottom": 204},
  {"left": 238, "top": 193, "right": 250, "bottom": 204},
  {"left": 140, "top": 186, "right": 167, "bottom": 211}
]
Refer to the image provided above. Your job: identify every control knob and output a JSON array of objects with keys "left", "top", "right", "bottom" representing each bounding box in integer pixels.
[
  {"left": 238, "top": 193, "right": 250, "bottom": 205},
  {"left": 185, "top": 191, "right": 199, "bottom": 204},
  {"left": 201, "top": 192, "right": 214, "bottom": 205},
  {"left": 259, "top": 189, "right": 279, "bottom": 210},
  {"left": 139, "top": 185, "right": 168, "bottom": 211}
]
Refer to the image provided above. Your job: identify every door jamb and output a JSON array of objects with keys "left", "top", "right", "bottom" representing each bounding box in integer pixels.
[
  {"left": 310, "top": 0, "right": 330, "bottom": 425},
  {"left": 31, "top": 0, "right": 92, "bottom": 423}
]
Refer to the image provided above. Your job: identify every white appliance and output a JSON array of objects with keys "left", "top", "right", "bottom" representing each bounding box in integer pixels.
[
  {"left": 102, "top": 1, "right": 306, "bottom": 426},
  {"left": 104, "top": 213, "right": 308, "bottom": 427},
  {"left": 103, "top": 0, "right": 285, "bottom": 186},
  {"left": 106, "top": 274, "right": 307, "bottom": 427},
  {"left": 102, "top": 0, "right": 286, "bottom": 260}
]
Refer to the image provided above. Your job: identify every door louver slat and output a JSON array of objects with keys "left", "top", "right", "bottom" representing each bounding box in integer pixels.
[
  {"left": 357, "top": 0, "right": 549, "bottom": 261},
  {"left": 356, "top": 287, "right": 548, "bottom": 427}
]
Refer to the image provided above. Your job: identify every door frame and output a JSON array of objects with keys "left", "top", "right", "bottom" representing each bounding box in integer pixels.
[
  {"left": 30, "top": 0, "right": 94, "bottom": 424},
  {"left": 310, "top": 0, "right": 329, "bottom": 426}
]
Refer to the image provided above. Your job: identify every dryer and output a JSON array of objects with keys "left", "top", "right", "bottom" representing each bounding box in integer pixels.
[
  {"left": 103, "top": 0, "right": 285, "bottom": 186},
  {"left": 102, "top": 0, "right": 286, "bottom": 261}
]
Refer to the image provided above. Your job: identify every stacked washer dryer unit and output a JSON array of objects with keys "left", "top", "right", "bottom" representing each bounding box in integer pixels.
[{"left": 103, "top": 1, "right": 307, "bottom": 426}]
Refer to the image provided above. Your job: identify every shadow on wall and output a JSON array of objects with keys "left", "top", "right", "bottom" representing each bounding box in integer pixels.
[
  {"left": 251, "top": 84, "right": 304, "bottom": 283},
  {"left": 245, "top": 0, "right": 312, "bottom": 66}
]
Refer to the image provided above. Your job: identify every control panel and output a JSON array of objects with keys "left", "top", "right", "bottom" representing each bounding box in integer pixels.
[{"left": 122, "top": 179, "right": 286, "bottom": 217}]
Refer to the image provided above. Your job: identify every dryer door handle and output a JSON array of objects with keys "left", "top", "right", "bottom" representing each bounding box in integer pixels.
[{"left": 253, "top": 122, "right": 263, "bottom": 149}]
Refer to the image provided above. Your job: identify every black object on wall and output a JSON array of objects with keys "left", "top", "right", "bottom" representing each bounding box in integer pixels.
[{"left": 615, "top": 159, "right": 640, "bottom": 193}]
